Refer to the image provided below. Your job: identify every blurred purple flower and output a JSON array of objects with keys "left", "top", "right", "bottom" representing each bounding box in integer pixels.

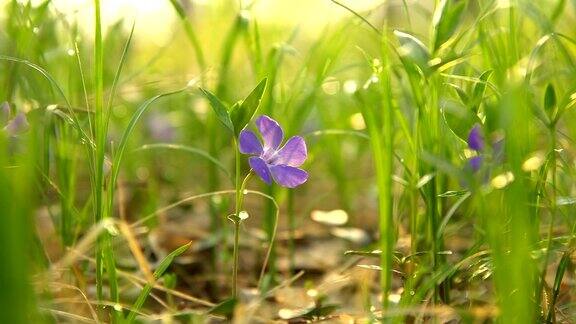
[
  {"left": 239, "top": 115, "right": 308, "bottom": 188},
  {"left": 466, "top": 124, "right": 484, "bottom": 172},
  {"left": 147, "top": 112, "right": 175, "bottom": 141},
  {"left": 467, "top": 124, "right": 483, "bottom": 151},
  {"left": 469, "top": 156, "right": 482, "bottom": 172},
  {"left": 1, "top": 102, "right": 29, "bottom": 136}
]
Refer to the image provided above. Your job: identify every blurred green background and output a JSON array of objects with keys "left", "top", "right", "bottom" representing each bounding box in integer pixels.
[{"left": 2, "top": 0, "right": 576, "bottom": 322}]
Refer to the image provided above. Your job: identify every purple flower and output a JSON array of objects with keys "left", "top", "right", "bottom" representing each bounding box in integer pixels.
[
  {"left": 147, "top": 111, "right": 175, "bottom": 141},
  {"left": 465, "top": 124, "right": 485, "bottom": 172},
  {"left": 1, "top": 102, "right": 29, "bottom": 136},
  {"left": 467, "top": 124, "right": 484, "bottom": 151},
  {"left": 469, "top": 156, "right": 482, "bottom": 172},
  {"left": 4, "top": 112, "right": 29, "bottom": 135},
  {"left": 239, "top": 115, "right": 308, "bottom": 188}
]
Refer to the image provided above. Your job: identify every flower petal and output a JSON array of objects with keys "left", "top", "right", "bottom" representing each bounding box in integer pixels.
[
  {"left": 3, "top": 112, "right": 29, "bottom": 136},
  {"left": 468, "top": 156, "right": 482, "bottom": 172},
  {"left": 256, "top": 115, "right": 283, "bottom": 151},
  {"left": 270, "top": 165, "right": 308, "bottom": 188},
  {"left": 239, "top": 129, "right": 263, "bottom": 155},
  {"left": 467, "top": 124, "right": 484, "bottom": 151},
  {"left": 249, "top": 156, "right": 272, "bottom": 184},
  {"left": 272, "top": 136, "right": 307, "bottom": 167},
  {"left": 147, "top": 112, "right": 175, "bottom": 141}
]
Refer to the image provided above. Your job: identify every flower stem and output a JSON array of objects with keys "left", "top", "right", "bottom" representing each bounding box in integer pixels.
[
  {"left": 231, "top": 141, "right": 251, "bottom": 298},
  {"left": 231, "top": 218, "right": 240, "bottom": 298}
]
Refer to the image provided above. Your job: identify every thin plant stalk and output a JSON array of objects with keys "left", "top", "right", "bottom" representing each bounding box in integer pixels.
[
  {"left": 378, "top": 27, "right": 394, "bottom": 312},
  {"left": 211, "top": 9, "right": 246, "bottom": 288},
  {"left": 427, "top": 75, "right": 447, "bottom": 303},
  {"left": 231, "top": 141, "right": 252, "bottom": 298},
  {"left": 540, "top": 126, "right": 558, "bottom": 320},
  {"left": 360, "top": 25, "right": 395, "bottom": 311},
  {"left": 167, "top": 0, "right": 206, "bottom": 74},
  {"left": 93, "top": 0, "right": 105, "bottom": 303},
  {"left": 93, "top": 1, "right": 119, "bottom": 317}
]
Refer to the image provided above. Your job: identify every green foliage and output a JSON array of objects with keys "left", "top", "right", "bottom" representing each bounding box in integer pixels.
[
  {"left": 2, "top": 0, "right": 576, "bottom": 322},
  {"left": 200, "top": 78, "right": 268, "bottom": 137},
  {"left": 207, "top": 298, "right": 238, "bottom": 318},
  {"left": 432, "top": 0, "right": 466, "bottom": 52},
  {"left": 229, "top": 78, "right": 268, "bottom": 136},
  {"left": 544, "top": 83, "right": 558, "bottom": 123},
  {"left": 199, "top": 88, "right": 234, "bottom": 134},
  {"left": 394, "top": 30, "right": 430, "bottom": 76},
  {"left": 126, "top": 242, "right": 192, "bottom": 322}
]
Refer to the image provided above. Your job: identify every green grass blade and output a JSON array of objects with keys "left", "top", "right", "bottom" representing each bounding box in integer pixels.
[
  {"left": 167, "top": 0, "right": 206, "bottom": 73},
  {"left": 109, "top": 89, "right": 186, "bottom": 203},
  {"left": 135, "top": 143, "right": 231, "bottom": 179},
  {"left": 126, "top": 242, "right": 192, "bottom": 322}
]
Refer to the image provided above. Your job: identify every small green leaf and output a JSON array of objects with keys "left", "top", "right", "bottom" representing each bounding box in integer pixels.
[
  {"left": 447, "top": 83, "right": 469, "bottom": 104},
  {"left": 544, "top": 84, "right": 556, "bottom": 111},
  {"left": 126, "top": 242, "right": 191, "bottom": 322},
  {"left": 394, "top": 30, "right": 430, "bottom": 75},
  {"left": 162, "top": 273, "right": 177, "bottom": 289},
  {"left": 230, "top": 78, "right": 267, "bottom": 135},
  {"left": 544, "top": 83, "right": 558, "bottom": 123},
  {"left": 207, "top": 297, "right": 237, "bottom": 317},
  {"left": 199, "top": 88, "right": 234, "bottom": 134},
  {"left": 442, "top": 100, "right": 481, "bottom": 142},
  {"left": 471, "top": 70, "right": 493, "bottom": 111},
  {"left": 228, "top": 101, "right": 241, "bottom": 121},
  {"left": 432, "top": 0, "right": 466, "bottom": 52}
]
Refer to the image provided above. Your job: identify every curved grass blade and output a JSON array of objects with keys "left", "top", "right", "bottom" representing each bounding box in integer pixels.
[
  {"left": 207, "top": 298, "right": 237, "bottom": 318},
  {"left": 0, "top": 54, "right": 94, "bottom": 148},
  {"left": 329, "top": 0, "right": 381, "bottom": 36},
  {"left": 73, "top": 42, "right": 94, "bottom": 140},
  {"left": 167, "top": 0, "right": 206, "bottom": 72},
  {"left": 302, "top": 129, "right": 370, "bottom": 140},
  {"left": 126, "top": 242, "right": 192, "bottom": 322},
  {"left": 106, "top": 21, "right": 135, "bottom": 115},
  {"left": 135, "top": 143, "right": 231, "bottom": 179},
  {"left": 394, "top": 30, "right": 430, "bottom": 75},
  {"left": 109, "top": 89, "right": 186, "bottom": 211}
]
